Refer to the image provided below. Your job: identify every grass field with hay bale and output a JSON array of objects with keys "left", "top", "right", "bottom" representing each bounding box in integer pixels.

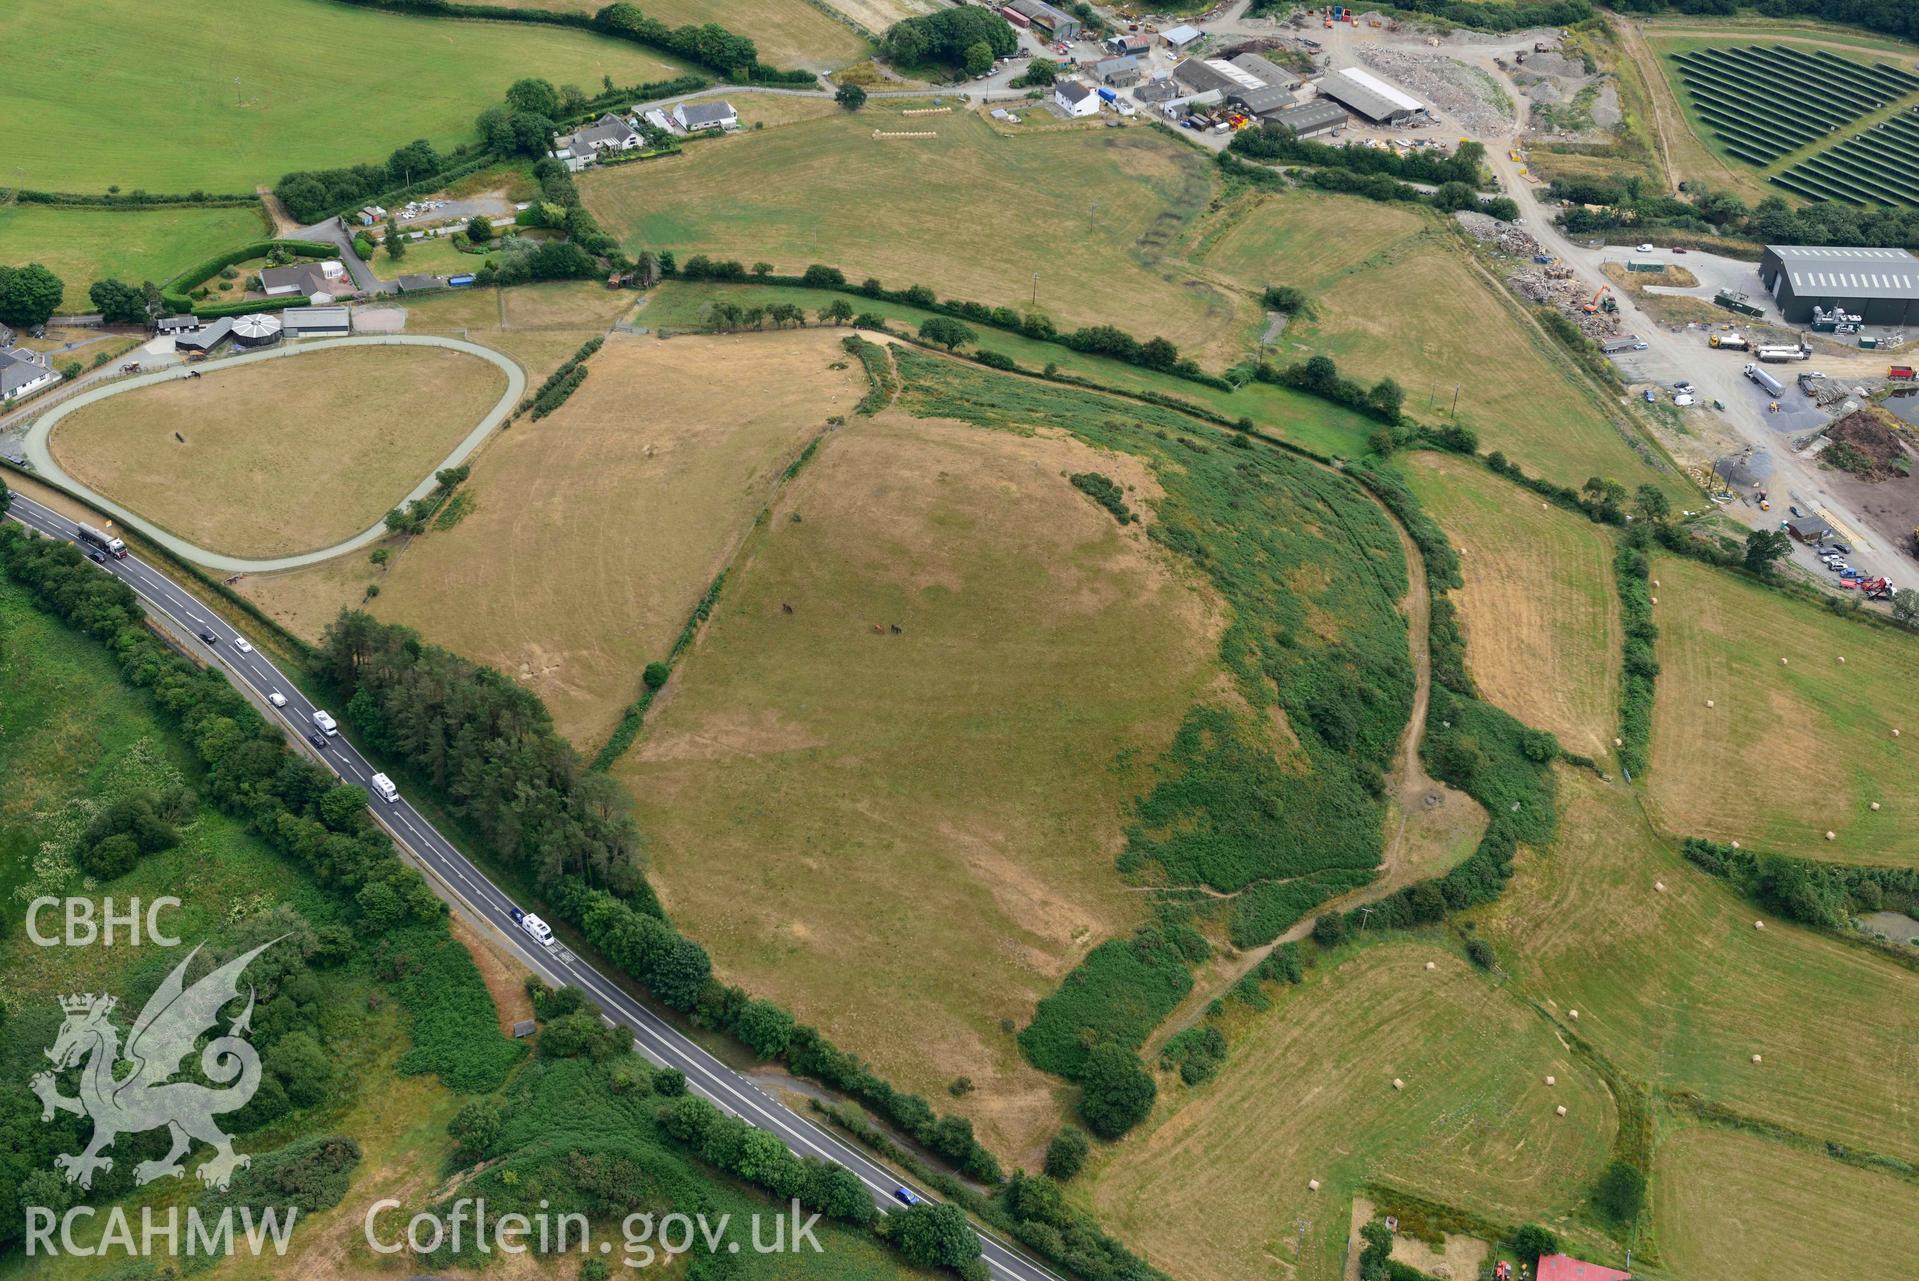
[
  {"left": 1644, "top": 556, "right": 1919, "bottom": 864},
  {"left": 582, "top": 107, "right": 1252, "bottom": 364},
  {"left": 1652, "top": 1125, "right": 1919, "bottom": 1281},
  {"left": 459, "top": 0, "right": 871, "bottom": 68},
  {"left": 0, "top": 0, "right": 689, "bottom": 192},
  {"left": 0, "top": 204, "right": 268, "bottom": 311},
  {"left": 1084, "top": 944, "right": 1616, "bottom": 1281},
  {"left": 253, "top": 331, "right": 860, "bottom": 749},
  {"left": 1403, "top": 453, "right": 1622, "bottom": 757},
  {"left": 1478, "top": 768, "right": 1919, "bottom": 1166},
  {"left": 48, "top": 345, "right": 506, "bottom": 559},
  {"left": 621, "top": 410, "right": 1226, "bottom": 1157}
]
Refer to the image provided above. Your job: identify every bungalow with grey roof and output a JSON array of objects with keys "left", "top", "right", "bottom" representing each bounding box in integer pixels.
[
  {"left": 0, "top": 348, "right": 57, "bottom": 402},
  {"left": 674, "top": 99, "right": 739, "bottom": 132}
]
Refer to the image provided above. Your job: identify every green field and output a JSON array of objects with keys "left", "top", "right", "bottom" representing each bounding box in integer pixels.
[
  {"left": 584, "top": 106, "right": 1252, "bottom": 365},
  {"left": 1646, "top": 556, "right": 1919, "bottom": 864},
  {"left": 1086, "top": 944, "right": 1616, "bottom": 1281},
  {"left": 1654, "top": 1125, "right": 1919, "bottom": 1281},
  {"left": 0, "top": 0, "right": 689, "bottom": 192},
  {"left": 1404, "top": 453, "right": 1622, "bottom": 758},
  {"left": 0, "top": 204, "right": 267, "bottom": 310},
  {"left": 1480, "top": 767, "right": 1919, "bottom": 1167}
]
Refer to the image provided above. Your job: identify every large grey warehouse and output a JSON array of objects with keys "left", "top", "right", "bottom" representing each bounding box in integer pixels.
[{"left": 1759, "top": 244, "right": 1919, "bottom": 325}]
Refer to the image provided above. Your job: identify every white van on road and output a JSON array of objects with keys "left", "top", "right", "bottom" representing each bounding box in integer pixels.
[
  {"left": 370, "top": 773, "right": 400, "bottom": 804},
  {"left": 312, "top": 709, "right": 338, "bottom": 736}
]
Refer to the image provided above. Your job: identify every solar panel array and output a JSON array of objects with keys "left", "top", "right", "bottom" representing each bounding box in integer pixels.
[
  {"left": 1773, "top": 106, "right": 1919, "bottom": 206},
  {"left": 1671, "top": 45, "right": 1919, "bottom": 174}
]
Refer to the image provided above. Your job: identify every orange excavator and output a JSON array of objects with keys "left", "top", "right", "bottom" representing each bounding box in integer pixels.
[{"left": 1582, "top": 285, "right": 1614, "bottom": 315}]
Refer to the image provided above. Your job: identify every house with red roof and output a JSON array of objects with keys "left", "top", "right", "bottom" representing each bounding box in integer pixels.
[{"left": 1537, "top": 1254, "right": 1632, "bottom": 1281}]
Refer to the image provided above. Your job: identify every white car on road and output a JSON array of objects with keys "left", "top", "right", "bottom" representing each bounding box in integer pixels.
[
  {"left": 234, "top": 637, "right": 253, "bottom": 653},
  {"left": 267, "top": 690, "right": 287, "bottom": 708}
]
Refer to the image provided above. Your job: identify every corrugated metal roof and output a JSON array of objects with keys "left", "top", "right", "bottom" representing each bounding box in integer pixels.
[
  {"left": 1317, "top": 66, "right": 1421, "bottom": 120},
  {"left": 1769, "top": 245, "right": 1919, "bottom": 301}
]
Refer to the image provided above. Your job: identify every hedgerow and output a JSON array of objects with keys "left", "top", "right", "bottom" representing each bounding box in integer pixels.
[
  {"left": 1682, "top": 837, "right": 1919, "bottom": 932},
  {"left": 841, "top": 334, "right": 896, "bottom": 413},
  {"left": 1615, "top": 541, "right": 1656, "bottom": 777},
  {"left": 159, "top": 239, "right": 337, "bottom": 314}
]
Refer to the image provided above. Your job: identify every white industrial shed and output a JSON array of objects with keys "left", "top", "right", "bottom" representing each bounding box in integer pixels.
[{"left": 1316, "top": 66, "right": 1422, "bottom": 123}]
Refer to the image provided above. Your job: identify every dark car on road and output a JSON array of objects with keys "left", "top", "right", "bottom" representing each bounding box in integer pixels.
[
  {"left": 197, "top": 628, "right": 217, "bottom": 644},
  {"left": 87, "top": 550, "right": 106, "bottom": 564},
  {"left": 307, "top": 732, "right": 329, "bottom": 750}
]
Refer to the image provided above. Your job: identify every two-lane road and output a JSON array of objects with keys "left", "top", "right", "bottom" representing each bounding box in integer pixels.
[{"left": 5, "top": 492, "right": 1064, "bottom": 1281}]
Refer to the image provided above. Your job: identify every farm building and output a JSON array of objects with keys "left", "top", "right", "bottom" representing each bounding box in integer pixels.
[
  {"left": 1316, "top": 66, "right": 1423, "bottom": 123},
  {"left": 674, "top": 99, "right": 739, "bottom": 132},
  {"left": 1785, "top": 515, "right": 1835, "bottom": 544},
  {"left": 154, "top": 315, "right": 201, "bottom": 336},
  {"left": 1098, "top": 56, "right": 1143, "bottom": 87},
  {"left": 563, "top": 113, "right": 642, "bottom": 156},
  {"left": 1005, "top": 0, "right": 1080, "bottom": 40},
  {"left": 393, "top": 274, "right": 445, "bottom": 294},
  {"left": 0, "top": 348, "right": 58, "bottom": 402},
  {"left": 1536, "top": 1255, "right": 1632, "bottom": 1281},
  {"left": 1174, "top": 56, "right": 1294, "bottom": 117},
  {"left": 282, "top": 306, "right": 351, "bottom": 338},
  {"left": 1274, "top": 98, "right": 1348, "bottom": 137},
  {"left": 174, "top": 317, "right": 235, "bottom": 354},
  {"left": 231, "top": 313, "right": 283, "bottom": 349},
  {"left": 1105, "top": 34, "right": 1149, "bottom": 57},
  {"left": 1054, "top": 78, "right": 1101, "bottom": 117},
  {"left": 1230, "top": 52, "right": 1300, "bottom": 91},
  {"left": 1133, "top": 77, "right": 1182, "bottom": 105},
  {"left": 1759, "top": 244, "right": 1919, "bottom": 325},
  {"left": 1161, "top": 24, "right": 1203, "bottom": 49}
]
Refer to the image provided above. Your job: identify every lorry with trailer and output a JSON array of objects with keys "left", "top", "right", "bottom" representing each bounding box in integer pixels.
[
  {"left": 312, "top": 709, "right": 338, "bottom": 736},
  {"left": 1890, "top": 365, "right": 1915, "bottom": 381},
  {"left": 1744, "top": 363, "right": 1785, "bottom": 395},
  {"left": 370, "top": 773, "right": 399, "bottom": 804},
  {"left": 1709, "top": 333, "right": 1749, "bottom": 351},
  {"left": 77, "top": 524, "right": 128, "bottom": 559}
]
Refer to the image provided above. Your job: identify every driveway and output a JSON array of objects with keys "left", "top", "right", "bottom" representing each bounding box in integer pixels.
[{"left": 296, "top": 216, "right": 387, "bottom": 294}]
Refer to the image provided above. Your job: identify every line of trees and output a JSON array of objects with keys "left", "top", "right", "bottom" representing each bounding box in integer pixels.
[
  {"left": 1231, "top": 127, "right": 1491, "bottom": 187},
  {"left": 1552, "top": 173, "right": 1919, "bottom": 253}
]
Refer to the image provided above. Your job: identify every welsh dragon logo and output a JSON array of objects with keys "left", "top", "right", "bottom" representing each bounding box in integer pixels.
[{"left": 31, "top": 939, "right": 280, "bottom": 1192}]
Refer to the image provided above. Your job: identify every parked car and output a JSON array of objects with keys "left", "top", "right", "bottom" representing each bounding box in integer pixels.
[
  {"left": 1789, "top": 505, "right": 1804, "bottom": 518},
  {"left": 1829, "top": 541, "right": 1851, "bottom": 554},
  {"left": 268, "top": 690, "right": 288, "bottom": 708},
  {"left": 1635, "top": 242, "right": 1655, "bottom": 252}
]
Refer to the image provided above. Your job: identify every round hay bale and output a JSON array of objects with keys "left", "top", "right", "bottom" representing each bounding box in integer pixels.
[
  {"left": 1838, "top": 656, "right": 1846, "bottom": 664},
  {"left": 1894, "top": 728, "right": 1901, "bottom": 738},
  {"left": 1871, "top": 802, "right": 1882, "bottom": 812},
  {"left": 1569, "top": 1009, "right": 1580, "bottom": 1020},
  {"left": 1392, "top": 1078, "right": 1405, "bottom": 1090},
  {"left": 1754, "top": 920, "right": 1765, "bottom": 930},
  {"left": 1731, "top": 840, "right": 1741, "bottom": 849},
  {"left": 1780, "top": 657, "right": 1788, "bottom": 665},
  {"left": 1545, "top": 1074, "right": 1556, "bottom": 1086},
  {"left": 1651, "top": 596, "right": 1657, "bottom": 605},
  {"left": 1706, "top": 698, "right": 1715, "bottom": 708},
  {"left": 1751, "top": 1054, "right": 1762, "bottom": 1064},
  {"left": 1425, "top": 961, "right": 1437, "bottom": 971},
  {"left": 1654, "top": 881, "right": 1666, "bottom": 892},
  {"left": 1652, "top": 579, "right": 1660, "bottom": 588},
  {"left": 1825, "top": 830, "right": 1836, "bottom": 841},
  {"left": 1555, "top": 1105, "right": 1567, "bottom": 1117},
  {"left": 1308, "top": 1178, "right": 1320, "bottom": 1191}
]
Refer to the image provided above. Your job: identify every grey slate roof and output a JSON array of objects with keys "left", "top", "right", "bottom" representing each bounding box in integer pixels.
[
  {"left": 1056, "top": 78, "right": 1096, "bottom": 104},
  {"left": 677, "top": 99, "right": 737, "bottom": 127},
  {"left": 570, "top": 112, "right": 639, "bottom": 149},
  {"left": 174, "top": 317, "right": 235, "bottom": 351},
  {"left": 258, "top": 263, "right": 328, "bottom": 295},
  {"left": 0, "top": 348, "right": 54, "bottom": 396}
]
